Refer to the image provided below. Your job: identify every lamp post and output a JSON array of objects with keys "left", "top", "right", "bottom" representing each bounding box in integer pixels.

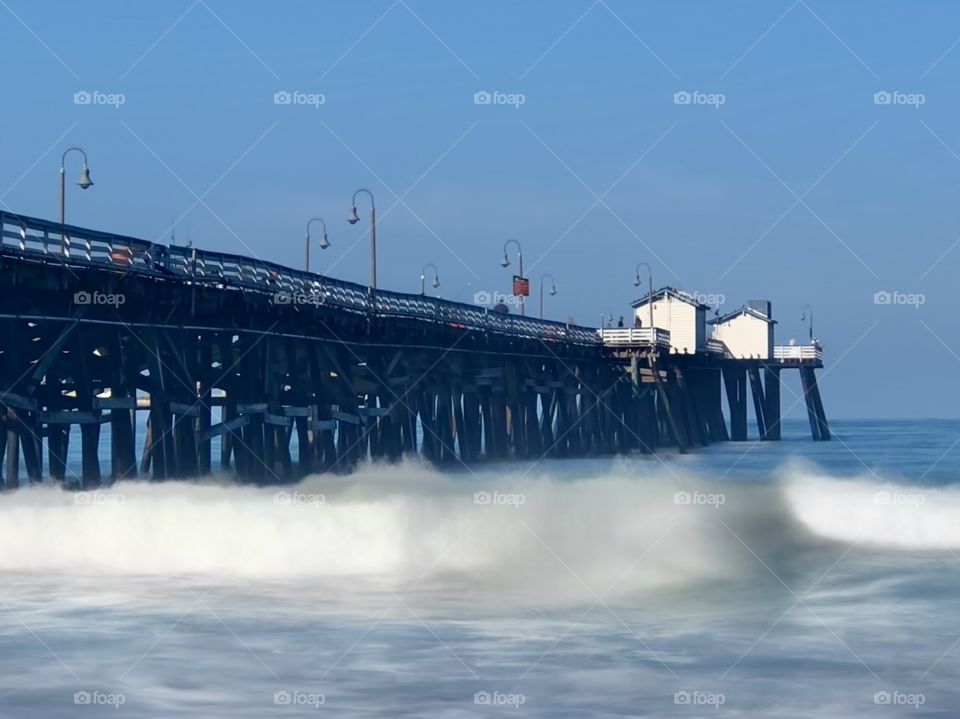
[
  {"left": 500, "top": 238, "right": 524, "bottom": 316},
  {"left": 304, "top": 217, "right": 330, "bottom": 273},
  {"left": 634, "top": 262, "right": 654, "bottom": 330},
  {"left": 59, "top": 146, "right": 93, "bottom": 225},
  {"left": 346, "top": 189, "right": 376, "bottom": 291},
  {"left": 420, "top": 263, "right": 440, "bottom": 295},
  {"left": 539, "top": 273, "right": 557, "bottom": 319},
  {"left": 801, "top": 304, "right": 814, "bottom": 342}
]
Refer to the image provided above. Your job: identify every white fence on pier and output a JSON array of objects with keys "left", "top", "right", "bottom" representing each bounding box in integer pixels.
[
  {"left": 773, "top": 344, "right": 823, "bottom": 362},
  {"left": 598, "top": 327, "right": 671, "bottom": 349}
]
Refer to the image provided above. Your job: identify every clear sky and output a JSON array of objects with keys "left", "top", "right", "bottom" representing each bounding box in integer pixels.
[{"left": 1, "top": 1, "right": 958, "bottom": 419}]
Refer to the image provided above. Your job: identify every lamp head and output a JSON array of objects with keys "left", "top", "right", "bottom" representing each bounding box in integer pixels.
[
  {"left": 432, "top": 277, "right": 440, "bottom": 289},
  {"left": 77, "top": 165, "right": 93, "bottom": 190},
  {"left": 550, "top": 286, "right": 557, "bottom": 296},
  {"left": 346, "top": 206, "right": 360, "bottom": 224},
  {"left": 633, "top": 276, "right": 641, "bottom": 287},
  {"left": 319, "top": 233, "right": 330, "bottom": 250},
  {"left": 500, "top": 254, "right": 510, "bottom": 268},
  {"left": 800, "top": 312, "right": 807, "bottom": 321}
]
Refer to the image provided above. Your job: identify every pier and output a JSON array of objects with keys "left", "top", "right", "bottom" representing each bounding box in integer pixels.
[{"left": 0, "top": 211, "right": 829, "bottom": 489}]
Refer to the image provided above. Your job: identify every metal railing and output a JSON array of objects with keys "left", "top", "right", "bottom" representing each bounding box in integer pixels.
[
  {"left": 706, "top": 338, "right": 727, "bottom": 355},
  {"left": 0, "top": 211, "right": 601, "bottom": 346},
  {"left": 598, "top": 327, "right": 671, "bottom": 349},
  {"left": 773, "top": 344, "right": 823, "bottom": 362}
]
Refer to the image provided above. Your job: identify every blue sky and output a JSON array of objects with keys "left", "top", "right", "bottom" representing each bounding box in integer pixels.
[{"left": 2, "top": 1, "right": 960, "bottom": 419}]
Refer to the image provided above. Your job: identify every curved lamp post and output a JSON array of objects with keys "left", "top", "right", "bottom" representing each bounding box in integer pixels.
[
  {"left": 304, "top": 217, "right": 330, "bottom": 273},
  {"left": 801, "top": 304, "right": 814, "bottom": 342},
  {"left": 634, "top": 262, "right": 654, "bottom": 330},
  {"left": 539, "top": 273, "right": 557, "bottom": 319},
  {"left": 500, "top": 238, "right": 524, "bottom": 316},
  {"left": 59, "top": 146, "right": 93, "bottom": 225},
  {"left": 346, "top": 189, "right": 376, "bottom": 290},
  {"left": 420, "top": 263, "right": 440, "bottom": 295}
]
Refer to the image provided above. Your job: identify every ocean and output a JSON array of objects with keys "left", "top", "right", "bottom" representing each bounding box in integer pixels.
[{"left": 0, "top": 419, "right": 957, "bottom": 717}]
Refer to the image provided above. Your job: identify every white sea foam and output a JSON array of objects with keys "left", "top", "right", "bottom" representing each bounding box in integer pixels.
[
  {"left": 3, "top": 457, "right": 951, "bottom": 604},
  {"left": 0, "top": 459, "right": 776, "bottom": 601},
  {"left": 784, "top": 465, "right": 960, "bottom": 551}
]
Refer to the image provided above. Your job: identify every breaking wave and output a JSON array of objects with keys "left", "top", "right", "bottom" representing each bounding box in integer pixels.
[{"left": 0, "top": 458, "right": 954, "bottom": 601}]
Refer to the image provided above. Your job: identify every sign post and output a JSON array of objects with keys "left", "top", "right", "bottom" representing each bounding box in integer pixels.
[{"left": 512, "top": 275, "right": 529, "bottom": 315}]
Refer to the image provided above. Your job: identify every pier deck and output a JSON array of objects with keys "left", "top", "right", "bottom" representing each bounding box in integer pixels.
[{"left": 0, "top": 211, "right": 830, "bottom": 488}]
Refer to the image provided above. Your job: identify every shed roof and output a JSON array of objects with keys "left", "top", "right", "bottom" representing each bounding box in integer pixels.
[
  {"left": 709, "top": 305, "right": 777, "bottom": 325},
  {"left": 630, "top": 286, "right": 710, "bottom": 310}
]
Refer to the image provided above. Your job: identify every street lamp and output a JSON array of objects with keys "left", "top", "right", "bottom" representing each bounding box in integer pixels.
[
  {"left": 304, "top": 217, "right": 330, "bottom": 273},
  {"left": 420, "top": 263, "right": 440, "bottom": 295},
  {"left": 346, "top": 189, "right": 376, "bottom": 291},
  {"left": 59, "top": 146, "right": 93, "bottom": 225},
  {"left": 539, "top": 273, "right": 557, "bottom": 319},
  {"left": 634, "top": 262, "right": 654, "bottom": 330},
  {"left": 801, "top": 304, "right": 814, "bottom": 342},
  {"left": 501, "top": 238, "right": 524, "bottom": 316}
]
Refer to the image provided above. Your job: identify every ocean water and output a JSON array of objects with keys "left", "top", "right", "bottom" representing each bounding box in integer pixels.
[{"left": 1, "top": 419, "right": 959, "bottom": 717}]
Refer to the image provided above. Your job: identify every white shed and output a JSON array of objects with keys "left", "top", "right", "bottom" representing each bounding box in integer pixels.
[
  {"left": 631, "top": 287, "right": 709, "bottom": 354},
  {"left": 709, "top": 303, "right": 776, "bottom": 359}
]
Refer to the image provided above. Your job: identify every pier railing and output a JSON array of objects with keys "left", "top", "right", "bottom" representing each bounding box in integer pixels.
[
  {"left": 598, "top": 327, "right": 671, "bottom": 349},
  {"left": 706, "top": 338, "right": 727, "bottom": 356},
  {"left": 0, "top": 211, "right": 600, "bottom": 346},
  {"left": 773, "top": 344, "right": 823, "bottom": 362}
]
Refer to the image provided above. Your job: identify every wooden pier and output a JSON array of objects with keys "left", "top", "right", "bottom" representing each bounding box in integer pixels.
[{"left": 0, "top": 212, "right": 829, "bottom": 489}]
